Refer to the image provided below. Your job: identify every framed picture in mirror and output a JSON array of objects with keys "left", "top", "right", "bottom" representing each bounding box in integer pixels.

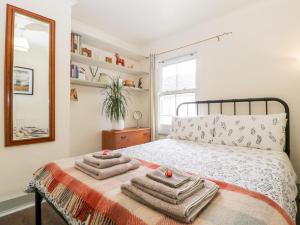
[
  {"left": 4, "top": 5, "right": 55, "bottom": 146},
  {"left": 13, "top": 67, "right": 34, "bottom": 95}
]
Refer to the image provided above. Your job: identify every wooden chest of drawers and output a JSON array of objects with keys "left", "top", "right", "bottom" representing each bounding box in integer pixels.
[{"left": 102, "top": 128, "right": 151, "bottom": 150}]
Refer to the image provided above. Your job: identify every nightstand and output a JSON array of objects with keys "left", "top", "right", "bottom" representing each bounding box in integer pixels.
[{"left": 102, "top": 128, "right": 151, "bottom": 150}]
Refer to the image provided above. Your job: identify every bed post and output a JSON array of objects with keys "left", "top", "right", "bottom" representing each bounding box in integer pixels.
[{"left": 35, "top": 189, "right": 42, "bottom": 225}]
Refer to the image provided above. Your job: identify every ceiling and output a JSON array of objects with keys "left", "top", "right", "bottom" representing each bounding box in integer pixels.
[{"left": 72, "top": 0, "right": 263, "bottom": 46}]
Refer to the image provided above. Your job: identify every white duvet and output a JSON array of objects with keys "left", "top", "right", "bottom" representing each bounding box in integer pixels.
[{"left": 118, "top": 139, "right": 298, "bottom": 220}]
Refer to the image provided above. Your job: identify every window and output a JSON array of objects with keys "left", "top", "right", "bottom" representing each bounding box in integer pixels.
[{"left": 157, "top": 54, "right": 197, "bottom": 134}]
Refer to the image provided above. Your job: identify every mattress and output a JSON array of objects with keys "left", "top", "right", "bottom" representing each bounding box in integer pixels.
[{"left": 118, "top": 139, "right": 298, "bottom": 220}]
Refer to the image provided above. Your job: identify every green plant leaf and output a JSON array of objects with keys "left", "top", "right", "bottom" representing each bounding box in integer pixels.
[{"left": 102, "top": 76, "right": 128, "bottom": 121}]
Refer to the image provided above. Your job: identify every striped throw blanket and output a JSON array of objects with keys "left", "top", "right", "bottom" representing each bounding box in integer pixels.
[{"left": 26, "top": 157, "right": 295, "bottom": 225}]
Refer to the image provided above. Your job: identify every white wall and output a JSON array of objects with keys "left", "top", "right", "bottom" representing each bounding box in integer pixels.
[
  {"left": 69, "top": 20, "right": 150, "bottom": 156},
  {"left": 70, "top": 67, "right": 150, "bottom": 156},
  {"left": 0, "top": 0, "right": 72, "bottom": 201},
  {"left": 143, "top": 0, "right": 300, "bottom": 180}
]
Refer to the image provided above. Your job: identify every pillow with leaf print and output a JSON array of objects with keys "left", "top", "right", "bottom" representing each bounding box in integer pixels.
[
  {"left": 167, "top": 115, "right": 215, "bottom": 143},
  {"left": 213, "top": 113, "right": 287, "bottom": 151}
]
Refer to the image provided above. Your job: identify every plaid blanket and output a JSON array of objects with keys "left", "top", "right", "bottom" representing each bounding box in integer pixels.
[{"left": 26, "top": 157, "right": 295, "bottom": 225}]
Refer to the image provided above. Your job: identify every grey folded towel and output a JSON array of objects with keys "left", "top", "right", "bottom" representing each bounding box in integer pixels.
[
  {"left": 122, "top": 180, "right": 219, "bottom": 224},
  {"left": 131, "top": 175, "right": 204, "bottom": 204},
  {"left": 147, "top": 167, "right": 192, "bottom": 188},
  {"left": 83, "top": 155, "right": 131, "bottom": 169},
  {"left": 75, "top": 160, "right": 140, "bottom": 180},
  {"left": 92, "top": 151, "right": 122, "bottom": 159}
]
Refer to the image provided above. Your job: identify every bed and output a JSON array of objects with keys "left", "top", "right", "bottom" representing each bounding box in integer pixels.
[{"left": 27, "top": 98, "right": 297, "bottom": 225}]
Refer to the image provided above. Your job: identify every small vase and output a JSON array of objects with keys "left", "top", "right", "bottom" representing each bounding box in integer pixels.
[{"left": 111, "top": 119, "right": 125, "bottom": 130}]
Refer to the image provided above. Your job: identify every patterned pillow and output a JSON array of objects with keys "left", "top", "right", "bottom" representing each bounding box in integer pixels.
[
  {"left": 168, "top": 115, "right": 215, "bottom": 143},
  {"left": 213, "top": 113, "right": 287, "bottom": 151}
]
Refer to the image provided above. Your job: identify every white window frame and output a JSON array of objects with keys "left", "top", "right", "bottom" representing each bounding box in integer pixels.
[{"left": 157, "top": 53, "right": 197, "bottom": 134}]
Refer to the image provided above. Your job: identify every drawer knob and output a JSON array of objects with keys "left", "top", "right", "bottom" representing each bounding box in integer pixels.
[{"left": 121, "top": 136, "right": 127, "bottom": 139}]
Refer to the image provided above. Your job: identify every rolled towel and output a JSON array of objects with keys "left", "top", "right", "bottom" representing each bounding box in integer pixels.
[
  {"left": 93, "top": 151, "right": 122, "bottom": 159},
  {"left": 75, "top": 159, "right": 140, "bottom": 180},
  {"left": 122, "top": 180, "right": 219, "bottom": 223},
  {"left": 131, "top": 175, "right": 204, "bottom": 204},
  {"left": 83, "top": 155, "right": 131, "bottom": 169},
  {"left": 147, "top": 167, "right": 192, "bottom": 188}
]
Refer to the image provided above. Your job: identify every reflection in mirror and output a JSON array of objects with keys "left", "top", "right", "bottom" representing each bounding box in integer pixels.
[
  {"left": 13, "top": 13, "right": 50, "bottom": 140},
  {"left": 5, "top": 5, "right": 55, "bottom": 146}
]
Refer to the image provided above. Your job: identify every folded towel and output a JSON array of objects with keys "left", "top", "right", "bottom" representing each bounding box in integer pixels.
[
  {"left": 131, "top": 175, "right": 204, "bottom": 204},
  {"left": 147, "top": 167, "right": 192, "bottom": 188},
  {"left": 75, "top": 160, "right": 140, "bottom": 180},
  {"left": 122, "top": 180, "right": 219, "bottom": 223},
  {"left": 92, "top": 151, "right": 122, "bottom": 159},
  {"left": 83, "top": 155, "right": 131, "bottom": 169}
]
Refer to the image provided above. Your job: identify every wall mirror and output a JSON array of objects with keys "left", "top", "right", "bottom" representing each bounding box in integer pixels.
[{"left": 5, "top": 5, "right": 55, "bottom": 146}]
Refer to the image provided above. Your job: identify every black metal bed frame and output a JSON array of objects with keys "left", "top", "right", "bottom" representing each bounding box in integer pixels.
[{"left": 34, "top": 97, "right": 290, "bottom": 225}]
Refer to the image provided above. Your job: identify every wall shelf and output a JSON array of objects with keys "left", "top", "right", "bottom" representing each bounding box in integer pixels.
[
  {"left": 71, "top": 26, "right": 147, "bottom": 61},
  {"left": 70, "top": 78, "right": 106, "bottom": 88},
  {"left": 71, "top": 53, "right": 149, "bottom": 76},
  {"left": 70, "top": 78, "right": 149, "bottom": 92},
  {"left": 123, "top": 86, "right": 149, "bottom": 92}
]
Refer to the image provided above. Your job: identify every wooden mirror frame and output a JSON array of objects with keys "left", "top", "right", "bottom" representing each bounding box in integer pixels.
[{"left": 4, "top": 5, "right": 55, "bottom": 146}]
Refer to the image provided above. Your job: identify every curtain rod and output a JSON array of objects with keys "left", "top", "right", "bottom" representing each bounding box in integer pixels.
[{"left": 150, "top": 32, "right": 233, "bottom": 57}]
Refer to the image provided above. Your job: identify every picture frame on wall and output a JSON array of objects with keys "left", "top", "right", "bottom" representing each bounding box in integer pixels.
[{"left": 13, "top": 66, "right": 34, "bottom": 95}]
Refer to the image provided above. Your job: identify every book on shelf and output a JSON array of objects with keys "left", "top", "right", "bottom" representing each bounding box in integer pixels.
[
  {"left": 71, "top": 64, "right": 79, "bottom": 79},
  {"left": 71, "top": 32, "right": 82, "bottom": 54},
  {"left": 71, "top": 64, "right": 86, "bottom": 80}
]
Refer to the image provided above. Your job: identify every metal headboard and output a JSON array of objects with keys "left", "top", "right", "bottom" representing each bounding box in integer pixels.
[{"left": 176, "top": 98, "right": 290, "bottom": 157}]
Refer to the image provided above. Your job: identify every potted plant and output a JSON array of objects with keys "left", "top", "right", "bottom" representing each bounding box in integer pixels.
[{"left": 102, "top": 76, "right": 128, "bottom": 130}]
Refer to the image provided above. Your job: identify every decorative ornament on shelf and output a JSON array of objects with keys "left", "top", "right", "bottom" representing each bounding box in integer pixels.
[
  {"left": 89, "top": 66, "right": 99, "bottom": 82},
  {"left": 105, "top": 57, "right": 112, "bottom": 63},
  {"left": 123, "top": 80, "right": 135, "bottom": 88},
  {"left": 81, "top": 48, "right": 92, "bottom": 57},
  {"left": 138, "top": 78, "right": 142, "bottom": 89},
  {"left": 133, "top": 111, "right": 142, "bottom": 128},
  {"left": 78, "top": 67, "right": 86, "bottom": 80},
  {"left": 115, "top": 53, "right": 125, "bottom": 67}
]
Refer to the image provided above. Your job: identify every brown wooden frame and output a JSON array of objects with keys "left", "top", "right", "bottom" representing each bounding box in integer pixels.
[{"left": 4, "top": 4, "right": 55, "bottom": 146}]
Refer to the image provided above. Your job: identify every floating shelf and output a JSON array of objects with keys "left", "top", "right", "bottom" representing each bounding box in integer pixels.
[
  {"left": 70, "top": 78, "right": 149, "bottom": 92},
  {"left": 71, "top": 27, "right": 147, "bottom": 61},
  {"left": 71, "top": 53, "right": 149, "bottom": 76},
  {"left": 123, "top": 86, "right": 149, "bottom": 92},
  {"left": 70, "top": 78, "right": 106, "bottom": 88}
]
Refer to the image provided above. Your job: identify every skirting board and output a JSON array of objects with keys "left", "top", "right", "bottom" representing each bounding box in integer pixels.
[{"left": 0, "top": 193, "right": 35, "bottom": 218}]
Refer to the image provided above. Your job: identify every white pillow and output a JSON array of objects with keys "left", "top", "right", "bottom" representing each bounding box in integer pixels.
[
  {"left": 168, "top": 115, "right": 215, "bottom": 143},
  {"left": 213, "top": 113, "right": 287, "bottom": 151}
]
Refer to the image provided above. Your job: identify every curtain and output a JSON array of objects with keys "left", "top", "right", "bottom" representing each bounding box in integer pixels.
[{"left": 149, "top": 54, "right": 157, "bottom": 141}]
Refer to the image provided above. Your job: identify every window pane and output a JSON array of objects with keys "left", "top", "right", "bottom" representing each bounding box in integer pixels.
[
  {"left": 177, "top": 60, "right": 196, "bottom": 90},
  {"left": 160, "top": 95, "right": 175, "bottom": 116},
  {"left": 177, "top": 60, "right": 196, "bottom": 74},
  {"left": 176, "top": 93, "right": 196, "bottom": 116},
  {"left": 159, "top": 95, "right": 175, "bottom": 125},
  {"left": 177, "top": 73, "right": 195, "bottom": 90},
  {"left": 161, "top": 64, "right": 176, "bottom": 91},
  {"left": 158, "top": 56, "right": 197, "bottom": 132}
]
